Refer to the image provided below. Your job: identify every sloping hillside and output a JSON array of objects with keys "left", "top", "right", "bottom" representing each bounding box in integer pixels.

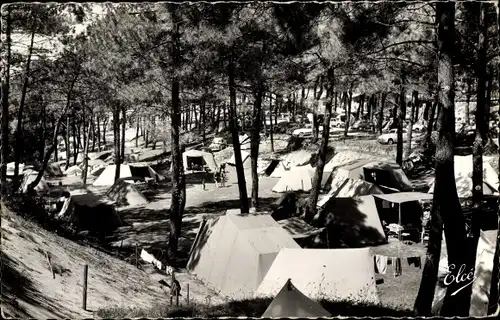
[{"left": 0, "top": 204, "right": 221, "bottom": 318}]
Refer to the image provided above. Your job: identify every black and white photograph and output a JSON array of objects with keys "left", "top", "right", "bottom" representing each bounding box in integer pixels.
[{"left": 1, "top": 1, "right": 499, "bottom": 318}]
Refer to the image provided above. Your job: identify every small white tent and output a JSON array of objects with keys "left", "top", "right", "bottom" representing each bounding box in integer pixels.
[
  {"left": 93, "top": 165, "right": 133, "bottom": 186},
  {"left": 182, "top": 149, "right": 217, "bottom": 172},
  {"left": 272, "top": 165, "right": 315, "bottom": 193},
  {"left": 19, "top": 169, "right": 49, "bottom": 194},
  {"left": 255, "top": 248, "right": 379, "bottom": 305},
  {"left": 228, "top": 150, "right": 250, "bottom": 166}
]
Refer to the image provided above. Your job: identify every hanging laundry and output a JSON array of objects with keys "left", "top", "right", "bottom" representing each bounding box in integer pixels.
[
  {"left": 374, "top": 255, "right": 388, "bottom": 274},
  {"left": 407, "top": 256, "right": 422, "bottom": 268},
  {"left": 393, "top": 257, "right": 402, "bottom": 277}
]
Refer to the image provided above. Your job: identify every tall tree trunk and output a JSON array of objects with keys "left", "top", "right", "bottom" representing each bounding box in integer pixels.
[
  {"left": 313, "top": 76, "right": 324, "bottom": 140},
  {"left": 300, "top": 86, "right": 306, "bottom": 124},
  {"left": 91, "top": 115, "right": 96, "bottom": 152},
  {"left": 27, "top": 70, "right": 79, "bottom": 192},
  {"left": 228, "top": 61, "right": 249, "bottom": 213},
  {"left": 396, "top": 74, "right": 406, "bottom": 165},
  {"left": 405, "top": 91, "right": 419, "bottom": 158},
  {"left": 121, "top": 106, "right": 126, "bottom": 163},
  {"left": 13, "top": 28, "right": 36, "bottom": 178},
  {"left": 214, "top": 102, "right": 221, "bottom": 132},
  {"left": 305, "top": 68, "right": 335, "bottom": 223},
  {"left": 113, "top": 105, "right": 121, "bottom": 182},
  {"left": 102, "top": 118, "right": 107, "bottom": 146},
  {"left": 274, "top": 95, "right": 279, "bottom": 126},
  {"left": 82, "top": 118, "right": 92, "bottom": 185},
  {"left": 250, "top": 84, "right": 264, "bottom": 210},
  {"left": 65, "top": 116, "right": 70, "bottom": 170},
  {"left": 485, "top": 65, "right": 493, "bottom": 126},
  {"left": 201, "top": 100, "right": 206, "bottom": 143},
  {"left": 415, "top": 3, "right": 469, "bottom": 316},
  {"left": 72, "top": 116, "right": 77, "bottom": 165},
  {"left": 425, "top": 97, "right": 439, "bottom": 148},
  {"left": 269, "top": 92, "right": 274, "bottom": 152},
  {"left": 472, "top": 1, "right": 488, "bottom": 203},
  {"left": 135, "top": 115, "right": 140, "bottom": 148},
  {"left": 465, "top": 77, "right": 473, "bottom": 125},
  {"left": 151, "top": 115, "right": 157, "bottom": 150},
  {"left": 96, "top": 116, "right": 101, "bottom": 151},
  {"left": 39, "top": 103, "right": 47, "bottom": 163},
  {"left": 344, "top": 85, "right": 353, "bottom": 137},
  {"left": 0, "top": 6, "right": 11, "bottom": 195},
  {"left": 167, "top": 7, "right": 186, "bottom": 266},
  {"left": 378, "top": 92, "right": 387, "bottom": 135}
]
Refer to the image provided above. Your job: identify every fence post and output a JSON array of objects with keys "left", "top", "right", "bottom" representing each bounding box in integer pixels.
[
  {"left": 82, "top": 264, "right": 88, "bottom": 311},
  {"left": 176, "top": 292, "right": 179, "bottom": 307},
  {"left": 135, "top": 243, "right": 138, "bottom": 268}
]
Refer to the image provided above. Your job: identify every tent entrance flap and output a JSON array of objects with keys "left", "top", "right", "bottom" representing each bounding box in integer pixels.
[{"left": 187, "top": 156, "right": 205, "bottom": 171}]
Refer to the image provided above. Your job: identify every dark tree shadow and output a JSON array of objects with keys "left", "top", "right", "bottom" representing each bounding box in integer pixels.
[{"left": 1, "top": 252, "right": 71, "bottom": 318}]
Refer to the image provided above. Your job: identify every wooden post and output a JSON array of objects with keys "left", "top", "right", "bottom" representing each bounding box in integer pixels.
[
  {"left": 82, "top": 264, "right": 88, "bottom": 311},
  {"left": 135, "top": 243, "right": 138, "bottom": 268},
  {"left": 187, "top": 284, "right": 190, "bottom": 305},
  {"left": 176, "top": 292, "right": 179, "bottom": 306}
]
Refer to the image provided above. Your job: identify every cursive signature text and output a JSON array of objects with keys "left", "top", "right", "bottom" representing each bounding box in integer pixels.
[{"left": 443, "top": 264, "right": 477, "bottom": 296}]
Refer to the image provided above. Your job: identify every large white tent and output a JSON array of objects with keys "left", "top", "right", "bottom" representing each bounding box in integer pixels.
[
  {"left": 272, "top": 165, "right": 315, "bottom": 193},
  {"left": 255, "top": 248, "right": 380, "bottom": 305},
  {"left": 182, "top": 149, "right": 217, "bottom": 172},
  {"left": 187, "top": 213, "right": 300, "bottom": 300}
]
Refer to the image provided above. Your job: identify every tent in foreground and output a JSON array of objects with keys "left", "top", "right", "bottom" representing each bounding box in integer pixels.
[
  {"left": 255, "top": 248, "right": 379, "bottom": 305},
  {"left": 57, "top": 193, "right": 122, "bottom": 233},
  {"left": 182, "top": 149, "right": 217, "bottom": 173},
  {"left": 262, "top": 279, "right": 331, "bottom": 318},
  {"left": 187, "top": 213, "right": 300, "bottom": 300}
]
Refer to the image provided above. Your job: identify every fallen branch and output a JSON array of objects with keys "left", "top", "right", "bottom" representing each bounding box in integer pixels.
[{"left": 45, "top": 251, "right": 55, "bottom": 279}]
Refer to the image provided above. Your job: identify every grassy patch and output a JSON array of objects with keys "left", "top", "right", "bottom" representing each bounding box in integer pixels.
[{"left": 95, "top": 298, "right": 415, "bottom": 318}]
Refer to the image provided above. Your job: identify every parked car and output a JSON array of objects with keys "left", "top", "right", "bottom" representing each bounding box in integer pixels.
[
  {"left": 292, "top": 124, "right": 323, "bottom": 138},
  {"left": 377, "top": 128, "right": 408, "bottom": 145},
  {"left": 351, "top": 120, "right": 372, "bottom": 131},
  {"left": 209, "top": 137, "right": 227, "bottom": 152},
  {"left": 330, "top": 119, "right": 345, "bottom": 128}
]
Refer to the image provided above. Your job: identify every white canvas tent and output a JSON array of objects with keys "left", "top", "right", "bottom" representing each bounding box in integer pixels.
[
  {"left": 272, "top": 165, "right": 315, "bottom": 193},
  {"left": 270, "top": 161, "right": 289, "bottom": 178},
  {"left": 227, "top": 149, "right": 250, "bottom": 166},
  {"left": 328, "top": 177, "right": 384, "bottom": 198},
  {"left": 92, "top": 164, "right": 160, "bottom": 186},
  {"left": 182, "top": 149, "right": 217, "bottom": 172},
  {"left": 255, "top": 248, "right": 380, "bottom": 305},
  {"left": 283, "top": 150, "right": 313, "bottom": 167},
  {"left": 65, "top": 165, "right": 83, "bottom": 176},
  {"left": 187, "top": 213, "right": 300, "bottom": 300},
  {"left": 262, "top": 279, "right": 332, "bottom": 318},
  {"left": 428, "top": 155, "right": 499, "bottom": 198},
  {"left": 19, "top": 169, "right": 49, "bottom": 194},
  {"left": 324, "top": 151, "right": 373, "bottom": 173}
]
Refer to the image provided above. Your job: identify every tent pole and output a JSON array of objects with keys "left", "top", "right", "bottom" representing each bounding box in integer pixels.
[{"left": 398, "top": 203, "right": 402, "bottom": 241}]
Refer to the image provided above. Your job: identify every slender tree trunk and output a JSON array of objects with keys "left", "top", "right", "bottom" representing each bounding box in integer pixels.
[
  {"left": 91, "top": 115, "right": 96, "bottom": 152},
  {"left": 396, "top": 77, "right": 406, "bottom": 165},
  {"left": 344, "top": 85, "right": 353, "bottom": 137},
  {"left": 415, "top": 3, "right": 469, "bottom": 316},
  {"left": 472, "top": 1, "right": 488, "bottom": 203},
  {"left": 113, "top": 105, "right": 121, "bottom": 182},
  {"left": 201, "top": 100, "right": 206, "bottom": 143},
  {"left": 135, "top": 115, "right": 140, "bottom": 148},
  {"left": 405, "top": 91, "right": 419, "bottom": 158},
  {"left": 96, "top": 117, "right": 101, "bottom": 151},
  {"left": 269, "top": 92, "right": 274, "bottom": 152},
  {"left": 72, "top": 116, "right": 77, "bottom": 165},
  {"left": 0, "top": 6, "right": 11, "bottom": 195},
  {"left": 27, "top": 70, "right": 79, "bottom": 191},
  {"left": 65, "top": 116, "right": 70, "bottom": 170},
  {"left": 485, "top": 66, "right": 493, "bottom": 126},
  {"left": 121, "top": 106, "right": 126, "bottom": 163},
  {"left": 167, "top": 9, "right": 186, "bottom": 266},
  {"left": 378, "top": 92, "right": 387, "bottom": 135},
  {"left": 305, "top": 68, "right": 335, "bottom": 223},
  {"left": 274, "top": 96, "right": 279, "bottom": 126},
  {"left": 39, "top": 103, "right": 47, "bottom": 163},
  {"left": 102, "top": 118, "right": 107, "bottom": 146},
  {"left": 300, "top": 86, "right": 305, "bottom": 124},
  {"left": 82, "top": 119, "right": 91, "bottom": 185},
  {"left": 214, "top": 102, "right": 221, "bottom": 132},
  {"left": 13, "top": 28, "right": 36, "bottom": 178},
  {"left": 465, "top": 77, "right": 473, "bottom": 125},
  {"left": 151, "top": 115, "right": 157, "bottom": 150},
  {"left": 228, "top": 61, "right": 249, "bottom": 213},
  {"left": 313, "top": 76, "right": 324, "bottom": 140},
  {"left": 250, "top": 84, "right": 264, "bottom": 210}
]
